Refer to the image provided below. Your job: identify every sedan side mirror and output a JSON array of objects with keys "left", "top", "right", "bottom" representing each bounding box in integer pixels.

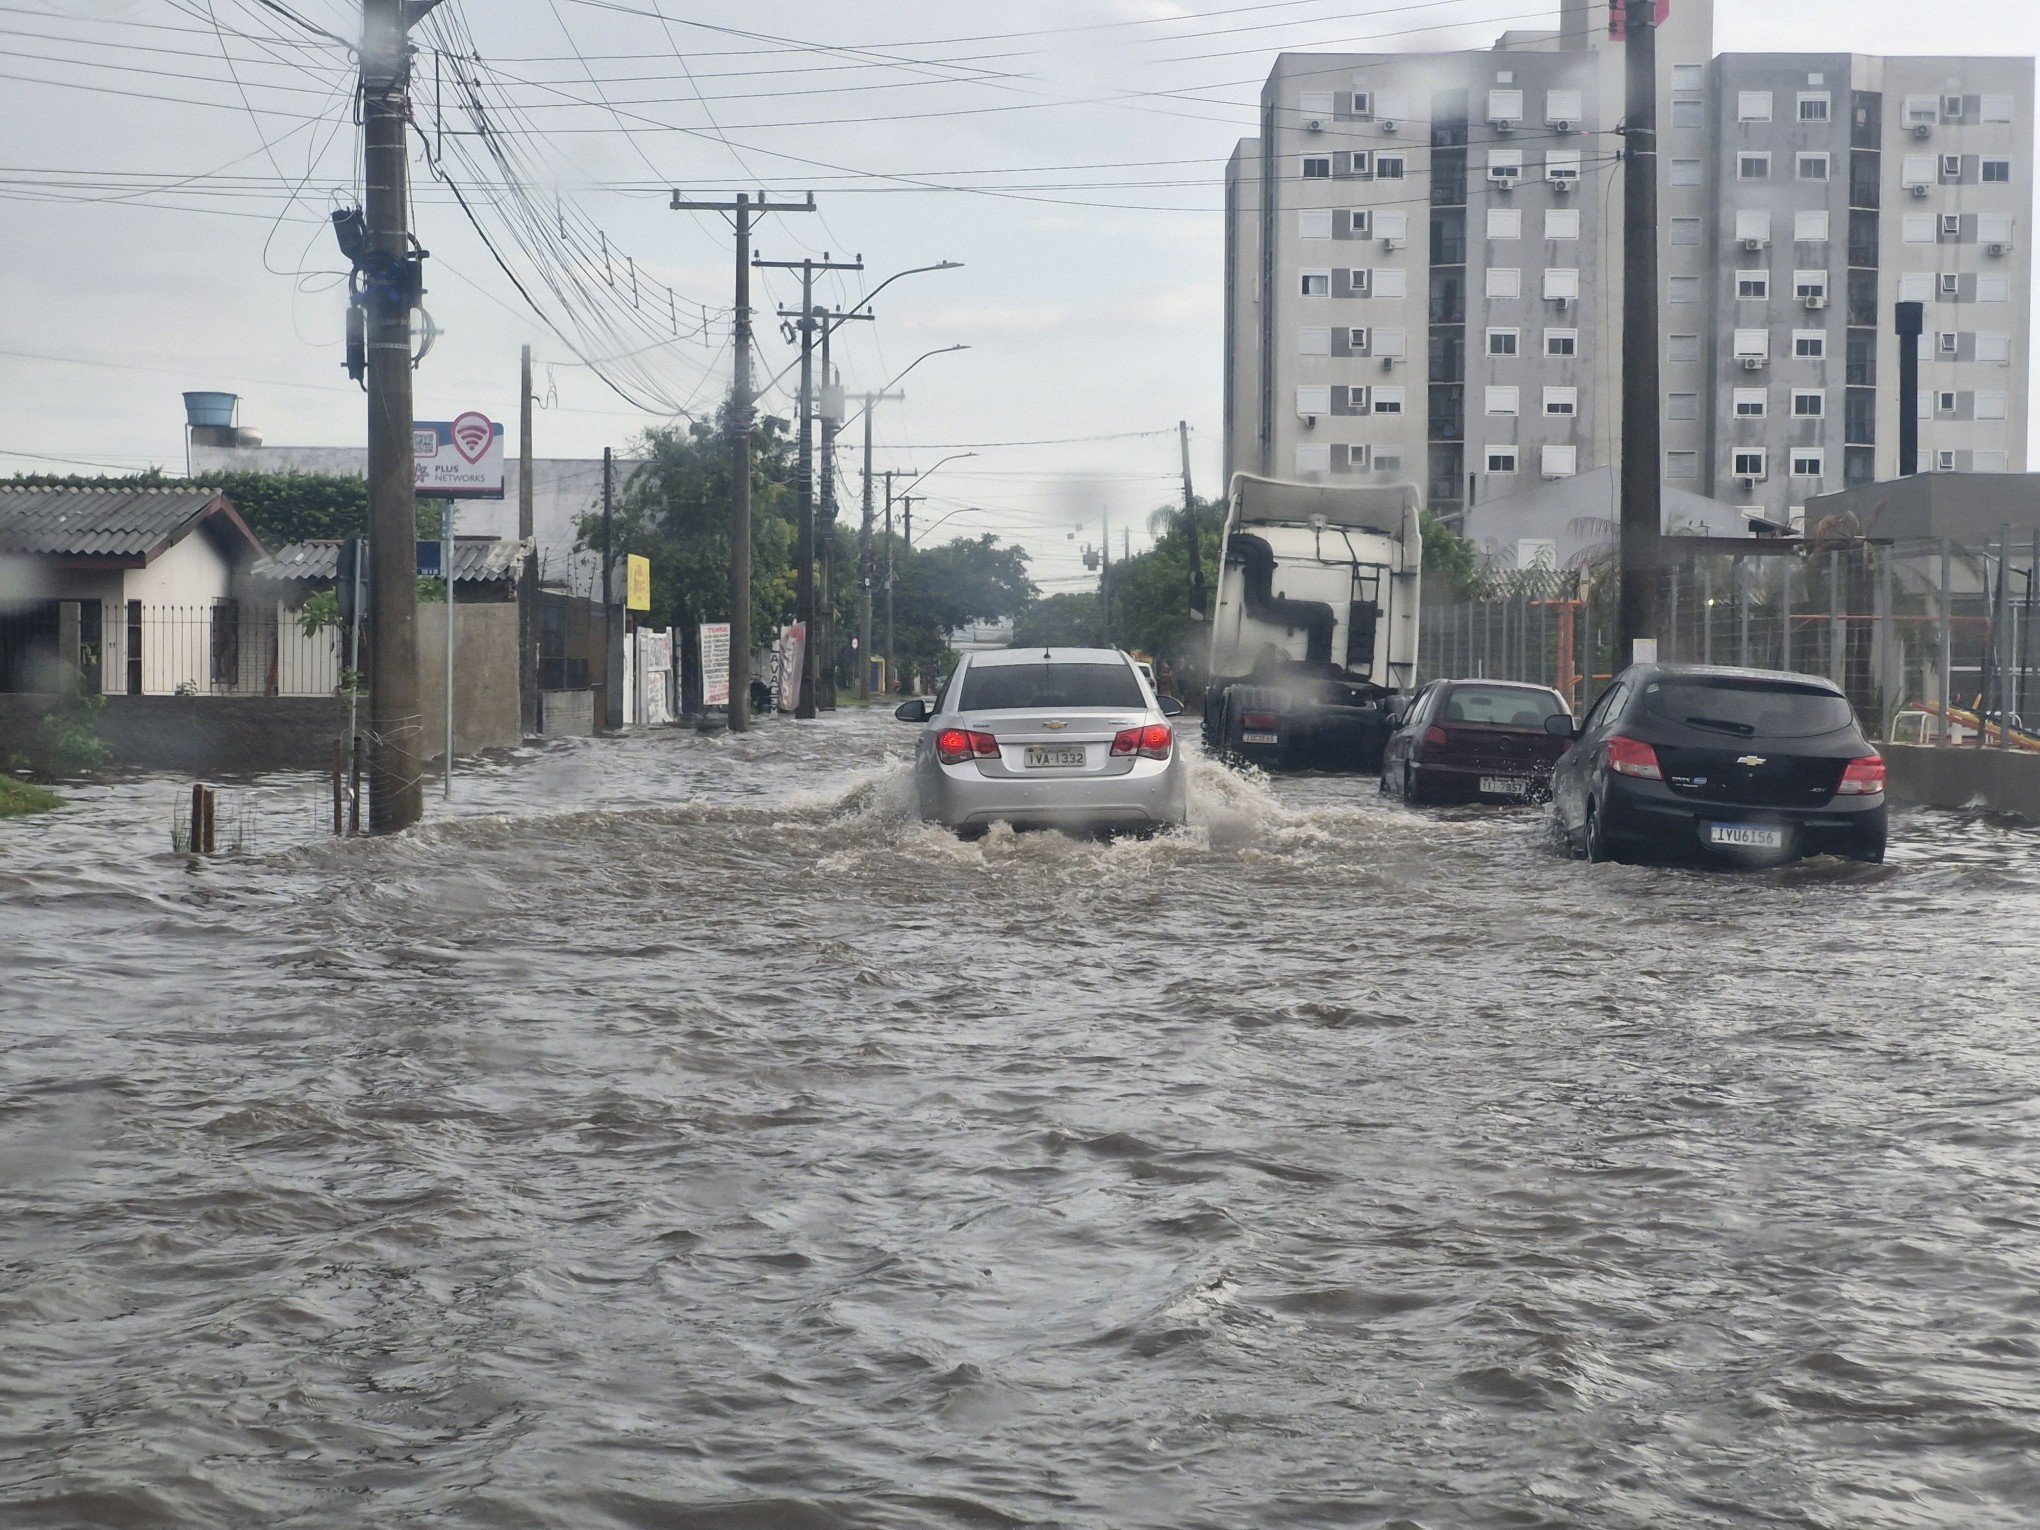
[
  {"left": 1543, "top": 713, "right": 1578, "bottom": 739},
  {"left": 894, "top": 698, "right": 931, "bottom": 722},
  {"left": 1159, "top": 696, "right": 1184, "bottom": 718}
]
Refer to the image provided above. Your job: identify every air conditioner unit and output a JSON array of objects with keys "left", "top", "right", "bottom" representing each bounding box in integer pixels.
[
  {"left": 1382, "top": 236, "right": 1404, "bottom": 251},
  {"left": 1304, "top": 118, "right": 1324, "bottom": 133},
  {"left": 1910, "top": 183, "right": 1931, "bottom": 198},
  {"left": 1740, "top": 355, "right": 1766, "bottom": 370},
  {"left": 1492, "top": 117, "right": 1518, "bottom": 134},
  {"left": 1551, "top": 119, "right": 1575, "bottom": 134},
  {"left": 1742, "top": 236, "right": 1768, "bottom": 251},
  {"left": 1804, "top": 294, "right": 1828, "bottom": 310},
  {"left": 1489, "top": 176, "right": 1517, "bottom": 193},
  {"left": 1739, "top": 474, "right": 1762, "bottom": 488},
  {"left": 1912, "top": 121, "right": 1932, "bottom": 139},
  {"left": 1548, "top": 175, "right": 1574, "bottom": 193},
  {"left": 1379, "top": 119, "right": 1398, "bottom": 134},
  {"left": 1552, "top": 295, "right": 1573, "bottom": 310},
  {"left": 1987, "top": 241, "right": 2008, "bottom": 256},
  {"left": 1380, "top": 355, "right": 1396, "bottom": 370}
]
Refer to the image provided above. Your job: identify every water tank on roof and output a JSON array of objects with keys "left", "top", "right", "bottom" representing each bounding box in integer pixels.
[{"left": 183, "top": 391, "right": 239, "bottom": 428}]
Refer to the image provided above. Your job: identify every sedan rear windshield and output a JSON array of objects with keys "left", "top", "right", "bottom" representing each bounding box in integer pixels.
[
  {"left": 1641, "top": 679, "right": 1856, "bottom": 738},
  {"left": 1444, "top": 685, "right": 1567, "bottom": 727},
  {"left": 958, "top": 662, "right": 1143, "bottom": 711}
]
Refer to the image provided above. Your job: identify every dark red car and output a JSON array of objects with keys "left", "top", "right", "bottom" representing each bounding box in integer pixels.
[{"left": 1379, "top": 680, "right": 1573, "bottom": 805}]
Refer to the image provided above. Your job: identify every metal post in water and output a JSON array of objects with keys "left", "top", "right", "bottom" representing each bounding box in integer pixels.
[
  {"left": 1877, "top": 544, "right": 1894, "bottom": 738},
  {"left": 443, "top": 497, "right": 456, "bottom": 800},
  {"left": 1829, "top": 547, "right": 1844, "bottom": 691},
  {"left": 1996, "top": 524, "right": 2014, "bottom": 749},
  {"left": 1737, "top": 555, "right": 1750, "bottom": 668},
  {"left": 1939, "top": 538, "right": 1954, "bottom": 746},
  {"left": 1782, "top": 558, "right": 1795, "bottom": 672},
  {"left": 1666, "top": 565, "right": 1680, "bottom": 664}
]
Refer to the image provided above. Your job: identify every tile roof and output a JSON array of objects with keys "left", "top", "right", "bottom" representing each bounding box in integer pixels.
[
  {"left": 252, "top": 537, "right": 528, "bottom": 583},
  {"left": 0, "top": 487, "right": 230, "bottom": 558}
]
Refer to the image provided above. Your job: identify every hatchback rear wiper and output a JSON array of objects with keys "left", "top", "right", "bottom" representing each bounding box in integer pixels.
[{"left": 1683, "top": 715, "right": 1756, "bottom": 736}]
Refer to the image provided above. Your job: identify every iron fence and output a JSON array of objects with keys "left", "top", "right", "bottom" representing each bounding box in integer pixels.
[
  {"left": 1420, "top": 536, "right": 2040, "bottom": 746},
  {"left": 92, "top": 602, "right": 342, "bottom": 697}
]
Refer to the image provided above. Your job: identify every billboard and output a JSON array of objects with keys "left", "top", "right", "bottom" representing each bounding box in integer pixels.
[
  {"left": 626, "top": 554, "right": 651, "bottom": 611},
  {"left": 413, "top": 412, "right": 505, "bottom": 499},
  {"left": 699, "top": 622, "right": 731, "bottom": 707}
]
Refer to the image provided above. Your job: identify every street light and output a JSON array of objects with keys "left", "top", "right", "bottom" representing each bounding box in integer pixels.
[
  {"left": 913, "top": 503, "right": 995, "bottom": 543},
  {"left": 898, "top": 453, "right": 976, "bottom": 548},
  {"left": 841, "top": 344, "right": 970, "bottom": 428}
]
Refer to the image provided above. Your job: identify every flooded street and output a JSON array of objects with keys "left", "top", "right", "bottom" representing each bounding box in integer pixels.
[{"left": 5, "top": 710, "right": 2040, "bottom": 1529}]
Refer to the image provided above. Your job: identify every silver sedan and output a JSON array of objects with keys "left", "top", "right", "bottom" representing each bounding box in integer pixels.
[{"left": 895, "top": 647, "right": 1189, "bottom": 836}]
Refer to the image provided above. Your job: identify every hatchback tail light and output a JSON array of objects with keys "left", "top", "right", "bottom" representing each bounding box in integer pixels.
[
  {"left": 1111, "top": 723, "right": 1174, "bottom": 760},
  {"left": 936, "top": 728, "right": 1000, "bottom": 765},
  {"left": 1605, "top": 734, "right": 1663, "bottom": 780},
  {"left": 1837, "top": 754, "right": 1886, "bottom": 796}
]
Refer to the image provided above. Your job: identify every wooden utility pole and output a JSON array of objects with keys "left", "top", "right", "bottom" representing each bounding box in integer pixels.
[
  {"left": 518, "top": 343, "right": 538, "bottom": 735},
  {"left": 1100, "top": 505, "right": 1114, "bottom": 648},
  {"left": 854, "top": 389, "right": 904, "bottom": 700},
  {"left": 601, "top": 446, "right": 618, "bottom": 730},
  {"left": 883, "top": 469, "right": 897, "bottom": 691},
  {"left": 758, "top": 253, "right": 865, "bottom": 718},
  {"left": 668, "top": 191, "right": 815, "bottom": 730},
  {"left": 1617, "top": 0, "right": 1662, "bottom": 662},
  {"left": 1179, "top": 419, "right": 1206, "bottom": 618},
  {"left": 359, "top": 0, "right": 441, "bottom": 831}
]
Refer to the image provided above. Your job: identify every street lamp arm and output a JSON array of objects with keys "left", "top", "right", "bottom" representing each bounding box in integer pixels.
[
  {"left": 902, "top": 451, "right": 976, "bottom": 498},
  {"left": 830, "top": 260, "right": 962, "bottom": 338},
  {"left": 841, "top": 344, "right": 969, "bottom": 427}
]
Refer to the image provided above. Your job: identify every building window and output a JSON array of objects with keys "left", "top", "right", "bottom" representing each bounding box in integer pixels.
[
  {"left": 1299, "top": 209, "right": 1333, "bottom": 239},
  {"left": 1298, "top": 326, "right": 1331, "bottom": 355},
  {"left": 1937, "top": 390, "right": 1957, "bottom": 413},
  {"left": 1544, "top": 88, "right": 1582, "bottom": 125},
  {"left": 1793, "top": 331, "right": 1826, "bottom": 359},
  {"left": 1977, "top": 452, "right": 2010, "bottom": 473},
  {"left": 1902, "top": 214, "right": 1936, "bottom": 244},
  {"left": 1901, "top": 155, "right": 1936, "bottom": 188},
  {"left": 1737, "top": 272, "right": 1770, "bottom": 300},
  {"left": 1374, "top": 327, "right": 1406, "bottom": 358},
  {"left": 1671, "top": 216, "right": 1701, "bottom": 246},
  {"left": 1671, "top": 334, "right": 1701, "bottom": 362},
  {"left": 1942, "top": 154, "right": 1964, "bottom": 181},
  {"left": 1299, "top": 91, "right": 1335, "bottom": 115},
  {"left": 1543, "top": 268, "right": 1580, "bottom": 301},
  {"left": 1672, "top": 64, "right": 1704, "bottom": 92},
  {"left": 1485, "top": 385, "right": 1519, "bottom": 415},
  {"left": 1487, "top": 150, "right": 1523, "bottom": 186},
  {"left": 1348, "top": 208, "right": 1373, "bottom": 237},
  {"left": 1373, "top": 386, "right": 1405, "bottom": 414},
  {"left": 1667, "top": 450, "right": 1699, "bottom": 479},
  {"left": 1898, "top": 272, "right": 1933, "bottom": 302},
  {"left": 1541, "top": 444, "right": 1578, "bottom": 478},
  {"left": 1794, "top": 271, "right": 1828, "bottom": 301},
  {"left": 1937, "top": 450, "right": 1957, "bottom": 472},
  {"left": 1302, "top": 156, "right": 1332, "bottom": 179},
  {"left": 1904, "top": 96, "right": 1939, "bottom": 128},
  {"left": 1733, "top": 448, "right": 1768, "bottom": 479},
  {"left": 1977, "top": 390, "right": 2009, "bottom": 420},
  {"left": 1938, "top": 331, "right": 1960, "bottom": 354},
  {"left": 1375, "top": 153, "right": 1406, "bottom": 180},
  {"left": 1487, "top": 207, "right": 1522, "bottom": 240},
  {"left": 1792, "top": 390, "right": 1825, "bottom": 417},
  {"left": 1296, "top": 443, "right": 1332, "bottom": 475},
  {"left": 1673, "top": 99, "right": 1704, "bottom": 129},
  {"left": 1488, "top": 87, "right": 1525, "bottom": 122},
  {"left": 1375, "top": 268, "right": 1408, "bottom": 298},
  {"left": 1979, "top": 213, "right": 2014, "bottom": 244},
  {"left": 1798, "top": 92, "right": 1831, "bottom": 122},
  {"left": 1734, "top": 388, "right": 1767, "bottom": 418},
  {"left": 1797, "top": 152, "right": 1830, "bottom": 181},
  {"left": 1670, "top": 276, "right": 1700, "bottom": 304},
  {"left": 1545, "top": 149, "right": 1582, "bottom": 187},
  {"left": 1301, "top": 271, "right": 1330, "bottom": 296},
  {"left": 1981, "top": 93, "right": 2014, "bottom": 123},
  {"left": 1486, "top": 445, "right": 1519, "bottom": 474},
  {"left": 1977, "top": 332, "right": 2011, "bottom": 362},
  {"left": 1735, "top": 209, "right": 1772, "bottom": 245},
  {"left": 1486, "top": 328, "right": 1519, "bottom": 356},
  {"left": 1738, "top": 152, "right": 1771, "bottom": 181},
  {"left": 1737, "top": 91, "right": 1774, "bottom": 122},
  {"left": 1978, "top": 274, "right": 2011, "bottom": 302},
  {"left": 1297, "top": 385, "right": 1332, "bottom": 417},
  {"left": 1938, "top": 273, "right": 1960, "bottom": 297},
  {"left": 1349, "top": 326, "right": 1371, "bottom": 351},
  {"left": 1982, "top": 157, "right": 2012, "bottom": 184},
  {"left": 1376, "top": 210, "right": 1409, "bottom": 242},
  {"left": 1544, "top": 208, "right": 1580, "bottom": 241},
  {"left": 1795, "top": 210, "right": 1830, "bottom": 242},
  {"left": 1733, "top": 328, "right": 1769, "bottom": 360},
  {"left": 1939, "top": 212, "right": 1963, "bottom": 241},
  {"left": 1671, "top": 158, "right": 1702, "bottom": 187},
  {"left": 1486, "top": 267, "right": 1522, "bottom": 299},
  {"left": 1543, "top": 386, "right": 1577, "bottom": 417},
  {"left": 1668, "top": 392, "right": 1699, "bottom": 420},
  {"left": 1545, "top": 329, "right": 1578, "bottom": 357},
  {"left": 1791, "top": 450, "right": 1824, "bottom": 478}
]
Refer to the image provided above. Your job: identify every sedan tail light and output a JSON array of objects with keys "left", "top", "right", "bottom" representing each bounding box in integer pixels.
[
  {"left": 936, "top": 728, "right": 1000, "bottom": 765},
  {"left": 1422, "top": 725, "right": 1450, "bottom": 749},
  {"left": 1605, "top": 734, "right": 1663, "bottom": 780},
  {"left": 1111, "top": 723, "right": 1174, "bottom": 760},
  {"left": 1837, "top": 754, "right": 1886, "bottom": 796}
]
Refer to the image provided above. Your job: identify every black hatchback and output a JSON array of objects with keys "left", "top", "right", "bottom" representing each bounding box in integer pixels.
[{"left": 1548, "top": 665, "right": 1887, "bottom": 865}]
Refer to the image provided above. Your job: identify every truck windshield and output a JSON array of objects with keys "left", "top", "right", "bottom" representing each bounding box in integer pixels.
[
  {"left": 959, "top": 662, "right": 1143, "bottom": 711},
  {"left": 1641, "top": 679, "right": 1856, "bottom": 738}
]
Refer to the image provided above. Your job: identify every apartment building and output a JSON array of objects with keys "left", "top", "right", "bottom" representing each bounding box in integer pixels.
[{"left": 1224, "top": 0, "right": 2033, "bottom": 535}]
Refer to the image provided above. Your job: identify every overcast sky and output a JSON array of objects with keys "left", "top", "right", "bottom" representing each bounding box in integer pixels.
[{"left": 3, "top": 0, "right": 2035, "bottom": 596}]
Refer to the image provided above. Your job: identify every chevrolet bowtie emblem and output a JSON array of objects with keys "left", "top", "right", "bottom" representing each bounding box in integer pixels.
[
  {"left": 1043, "top": 720, "right": 1068, "bottom": 730},
  {"left": 1737, "top": 755, "right": 1767, "bottom": 766}
]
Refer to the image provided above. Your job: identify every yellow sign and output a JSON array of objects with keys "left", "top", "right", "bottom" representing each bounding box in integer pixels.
[{"left": 626, "top": 554, "right": 652, "bottom": 612}]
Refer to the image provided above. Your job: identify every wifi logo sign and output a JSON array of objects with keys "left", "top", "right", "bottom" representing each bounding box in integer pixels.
[{"left": 450, "top": 411, "right": 496, "bottom": 465}]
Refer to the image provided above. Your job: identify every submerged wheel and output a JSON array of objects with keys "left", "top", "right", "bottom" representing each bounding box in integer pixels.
[{"left": 1585, "top": 801, "right": 1614, "bottom": 863}]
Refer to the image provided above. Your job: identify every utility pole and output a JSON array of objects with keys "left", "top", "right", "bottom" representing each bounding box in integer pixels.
[
  {"left": 668, "top": 190, "right": 816, "bottom": 731},
  {"left": 602, "top": 446, "right": 619, "bottom": 730},
  {"left": 1616, "top": 0, "right": 1662, "bottom": 663},
  {"left": 1179, "top": 419, "right": 1207, "bottom": 618},
  {"left": 855, "top": 389, "right": 904, "bottom": 700},
  {"left": 518, "top": 343, "right": 537, "bottom": 736},
  {"left": 759, "top": 254, "right": 865, "bottom": 719},
  {"left": 358, "top": 0, "right": 441, "bottom": 832},
  {"left": 817, "top": 326, "right": 841, "bottom": 710},
  {"left": 902, "top": 495, "right": 917, "bottom": 551},
  {"left": 883, "top": 469, "right": 897, "bottom": 692},
  {"left": 1101, "top": 504, "right": 1114, "bottom": 648}
]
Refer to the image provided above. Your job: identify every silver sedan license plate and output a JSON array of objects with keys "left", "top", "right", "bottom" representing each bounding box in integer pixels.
[
  {"left": 1478, "top": 775, "right": 1528, "bottom": 795},
  {"left": 1025, "top": 744, "right": 1087, "bottom": 769},
  {"left": 1707, "top": 822, "right": 1784, "bottom": 848}
]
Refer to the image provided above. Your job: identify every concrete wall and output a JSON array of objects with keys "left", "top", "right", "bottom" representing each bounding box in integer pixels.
[
  {"left": 414, "top": 601, "right": 520, "bottom": 762},
  {"left": 0, "top": 693, "right": 346, "bottom": 774},
  {"left": 540, "top": 688, "right": 595, "bottom": 737},
  {"left": 1884, "top": 741, "right": 2040, "bottom": 820}
]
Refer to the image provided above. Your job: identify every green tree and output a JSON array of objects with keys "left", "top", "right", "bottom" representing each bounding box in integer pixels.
[
  {"left": 1421, "top": 510, "right": 1480, "bottom": 597},
  {"left": 1011, "top": 592, "right": 1101, "bottom": 648},
  {"left": 886, "top": 532, "right": 1037, "bottom": 686}
]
